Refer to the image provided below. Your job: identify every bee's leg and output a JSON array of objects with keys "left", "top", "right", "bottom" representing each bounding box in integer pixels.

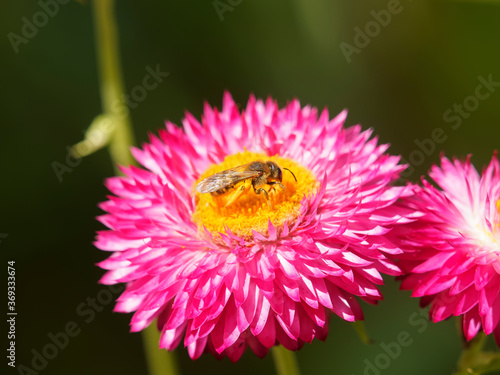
[
  {"left": 224, "top": 184, "right": 248, "bottom": 207},
  {"left": 267, "top": 181, "right": 286, "bottom": 193},
  {"left": 254, "top": 187, "right": 272, "bottom": 208}
]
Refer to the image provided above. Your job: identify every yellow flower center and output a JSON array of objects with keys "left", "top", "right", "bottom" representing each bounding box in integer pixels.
[{"left": 192, "top": 151, "right": 318, "bottom": 239}]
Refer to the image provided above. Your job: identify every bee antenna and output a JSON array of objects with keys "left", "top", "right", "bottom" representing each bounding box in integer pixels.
[{"left": 283, "top": 168, "right": 297, "bottom": 182}]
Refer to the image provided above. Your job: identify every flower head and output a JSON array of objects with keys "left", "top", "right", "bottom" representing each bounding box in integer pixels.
[
  {"left": 95, "top": 92, "right": 409, "bottom": 361},
  {"left": 394, "top": 153, "right": 500, "bottom": 345}
]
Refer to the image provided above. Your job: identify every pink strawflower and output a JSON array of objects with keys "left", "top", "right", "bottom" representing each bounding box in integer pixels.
[
  {"left": 95, "top": 92, "right": 410, "bottom": 361},
  {"left": 394, "top": 153, "right": 500, "bottom": 345}
]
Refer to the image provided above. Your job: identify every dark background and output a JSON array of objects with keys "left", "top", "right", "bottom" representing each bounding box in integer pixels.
[{"left": 2, "top": 0, "right": 500, "bottom": 374}]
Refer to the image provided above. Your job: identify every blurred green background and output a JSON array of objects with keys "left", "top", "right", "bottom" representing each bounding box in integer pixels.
[{"left": 2, "top": 0, "right": 500, "bottom": 374}]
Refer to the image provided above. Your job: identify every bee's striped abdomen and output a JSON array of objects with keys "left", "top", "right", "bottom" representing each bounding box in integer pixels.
[{"left": 210, "top": 184, "right": 235, "bottom": 197}]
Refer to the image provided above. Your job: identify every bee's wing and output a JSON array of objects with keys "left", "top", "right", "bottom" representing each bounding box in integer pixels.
[{"left": 196, "top": 164, "right": 261, "bottom": 193}]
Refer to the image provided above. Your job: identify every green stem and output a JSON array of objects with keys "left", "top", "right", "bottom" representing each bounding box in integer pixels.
[
  {"left": 91, "top": 1, "right": 178, "bottom": 375},
  {"left": 271, "top": 346, "right": 301, "bottom": 375},
  {"left": 352, "top": 321, "right": 374, "bottom": 345},
  {"left": 92, "top": 0, "right": 135, "bottom": 172},
  {"left": 454, "top": 331, "right": 488, "bottom": 375},
  {"left": 142, "top": 324, "right": 179, "bottom": 375}
]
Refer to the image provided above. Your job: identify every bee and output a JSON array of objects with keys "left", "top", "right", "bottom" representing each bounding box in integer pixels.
[{"left": 196, "top": 160, "right": 297, "bottom": 208}]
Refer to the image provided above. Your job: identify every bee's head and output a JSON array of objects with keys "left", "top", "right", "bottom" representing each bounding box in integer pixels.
[{"left": 266, "top": 161, "right": 283, "bottom": 182}]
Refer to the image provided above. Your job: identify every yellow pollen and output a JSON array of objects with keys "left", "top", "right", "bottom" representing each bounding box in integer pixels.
[{"left": 192, "top": 151, "right": 318, "bottom": 239}]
